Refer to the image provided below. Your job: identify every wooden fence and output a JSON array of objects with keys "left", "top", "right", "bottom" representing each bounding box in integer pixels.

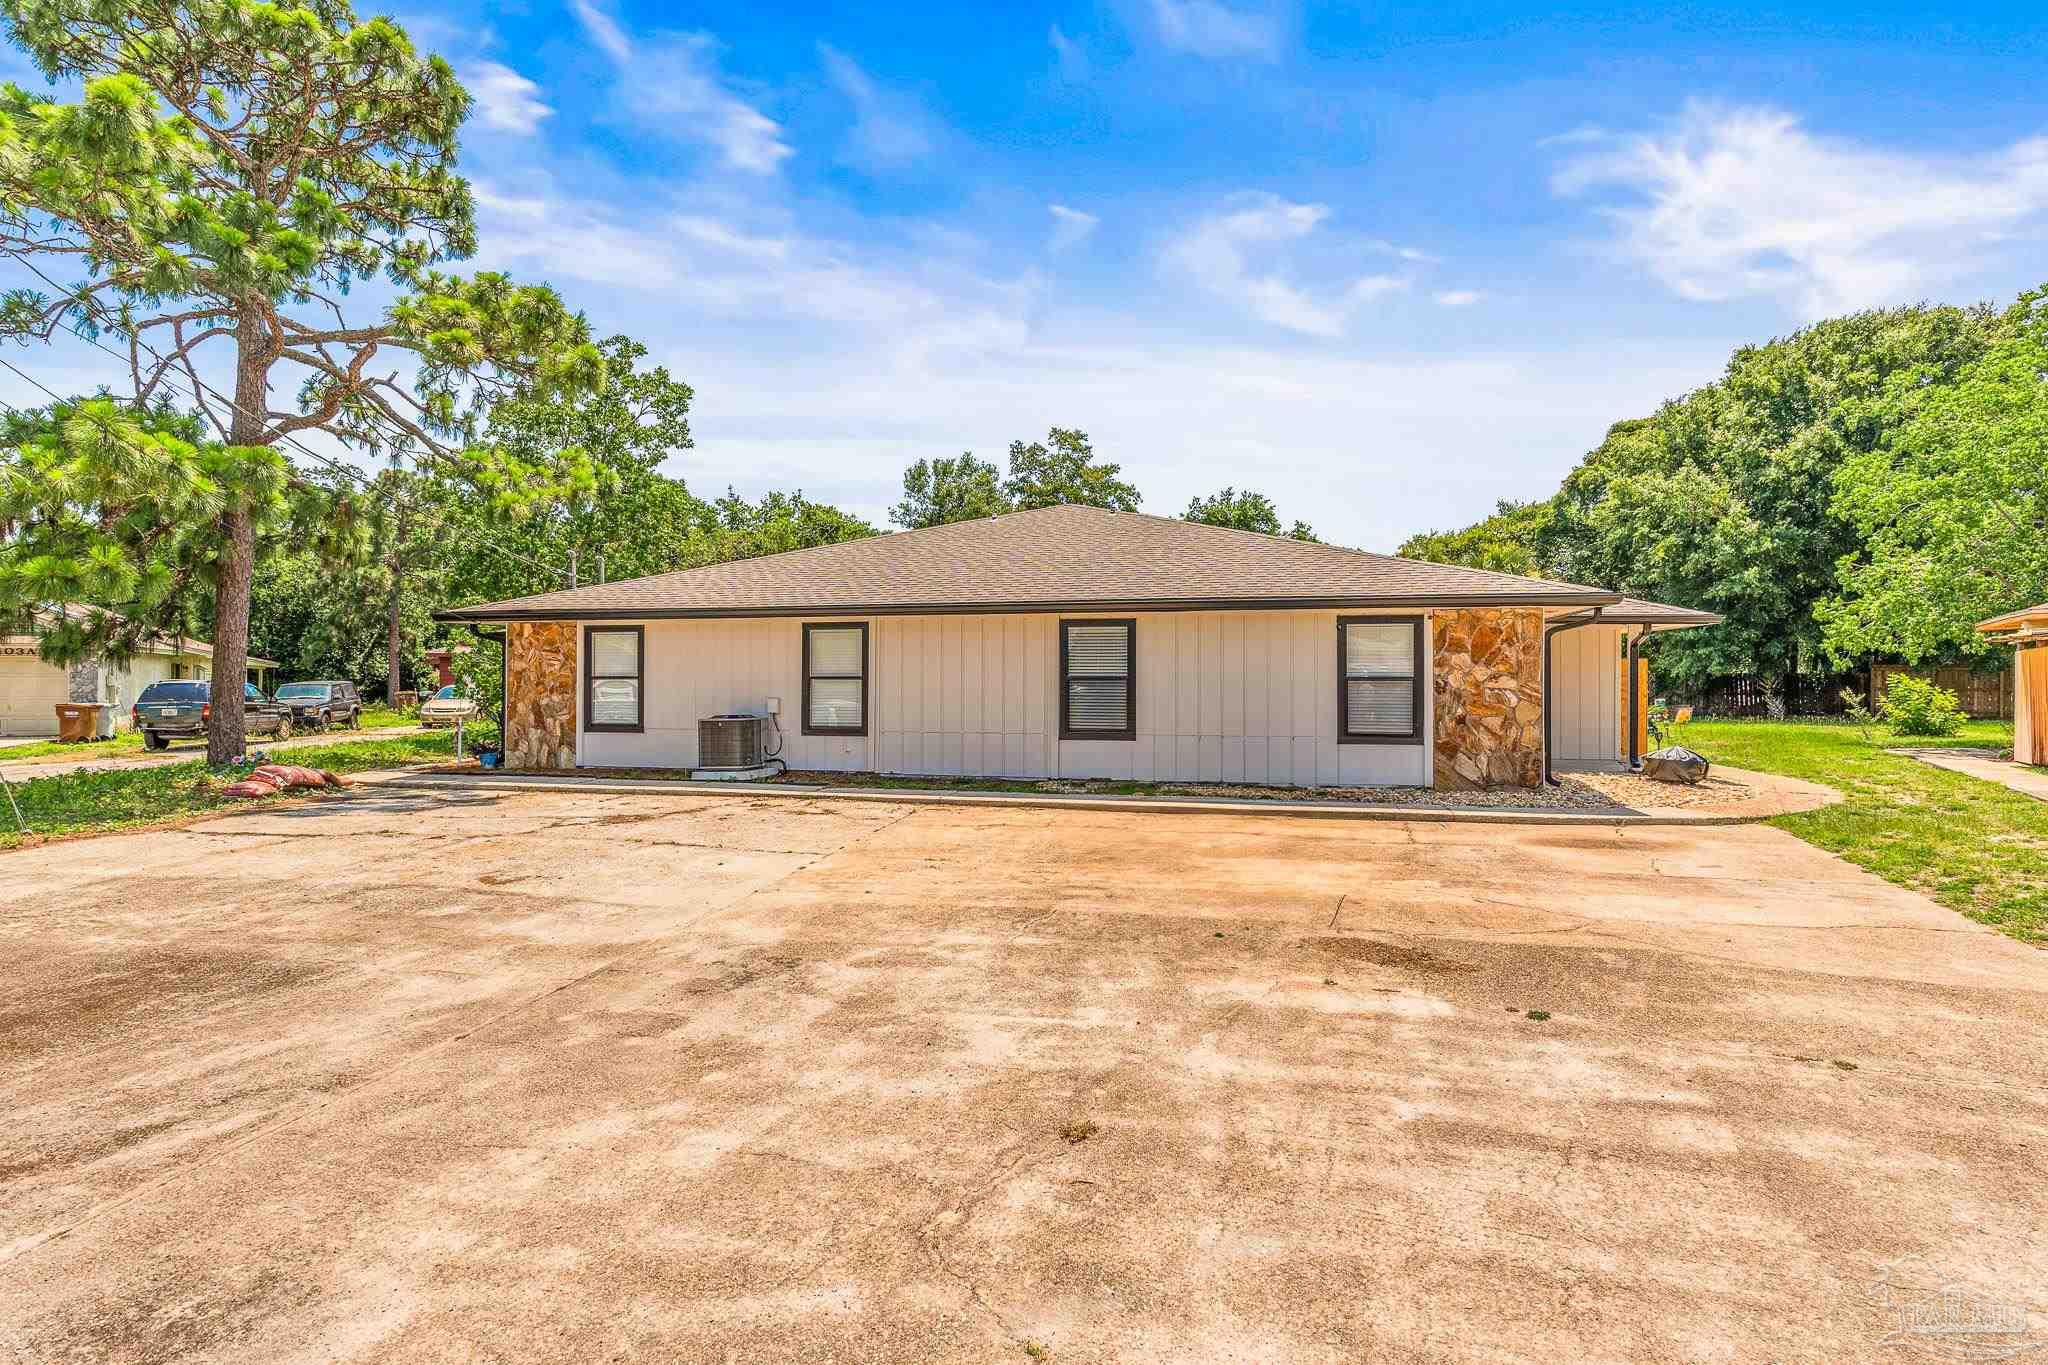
[
  {"left": 1687, "top": 672, "right": 1863, "bottom": 718},
  {"left": 1872, "top": 663, "right": 2014, "bottom": 720}
]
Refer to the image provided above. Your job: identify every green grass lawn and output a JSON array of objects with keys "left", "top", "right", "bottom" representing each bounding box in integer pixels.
[
  {"left": 0, "top": 729, "right": 148, "bottom": 763},
  {"left": 0, "top": 732, "right": 462, "bottom": 849},
  {"left": 1685, "top": 717, "right": 2045, "bottom": 944},
  {"left": 0, "top": 704, "right": 424, "bottom": 763}
]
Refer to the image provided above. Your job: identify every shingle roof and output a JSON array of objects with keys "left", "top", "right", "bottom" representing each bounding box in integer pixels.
[
  {"left": 440, "top": 505, "right": 1625, "bottom": 622},
  {"left": 1597, "top": 597, "right": 1723, "bottom": 628}
]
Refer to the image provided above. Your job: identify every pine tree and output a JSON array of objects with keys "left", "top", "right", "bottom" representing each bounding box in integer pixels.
[{"left": 0, "top": 0, "right": 603, "bottom": 760}]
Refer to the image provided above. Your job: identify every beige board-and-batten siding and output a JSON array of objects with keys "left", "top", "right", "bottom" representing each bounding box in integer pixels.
[
  {"left": 571, "top": 610, "right": 1436, "bottom": 786},
  {"left": 2019, "top": 642, "right": 2045, "bottom": 767},
  {"left": 1547, "top": 622, "right": 1628, "bottom": 774}
]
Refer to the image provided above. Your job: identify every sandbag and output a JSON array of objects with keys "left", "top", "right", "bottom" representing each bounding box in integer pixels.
[
  {"left": 221, "top": 775, "right": 284, "bottom": 799},
  {"left": 221, "top": 765, "right": 341, "bottom": 799},
  {"left": 1642, "top": 745, "right": 1710, "bottom": 784},
  {"left": 252, "top": 764, "right": 343, "bottom": 790}
]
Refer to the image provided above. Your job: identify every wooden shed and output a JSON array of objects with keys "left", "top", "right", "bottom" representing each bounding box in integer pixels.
[{"left": 1978, "top": 603, "right": 2048, "bottom": 767}]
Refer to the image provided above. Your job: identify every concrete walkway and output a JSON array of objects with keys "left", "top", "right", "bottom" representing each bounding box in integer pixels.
[
  {"left": 1896, "top": 746, "right": 2048, "bottom": 801},
  {"left": 374, "top": 761, "right": 1838, "bottom": 826},
  {"left": 0, "top": 725, "right": 430, "bottom": 782}
]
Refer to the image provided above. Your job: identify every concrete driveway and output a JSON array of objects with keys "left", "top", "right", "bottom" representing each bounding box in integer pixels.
[{"left": 2, "top": 790, "right": 2044, "bottom": 1362}]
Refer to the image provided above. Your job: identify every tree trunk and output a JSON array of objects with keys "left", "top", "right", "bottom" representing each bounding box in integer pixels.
[
  {"left": 386, "top": 549, "right": 404, "bottom": 706},
  {"left": 208, "top": 508, "right": 255, "bottom": 764},
  {"left": 207, "top": 308, "right": 267, "bottom": 766}
]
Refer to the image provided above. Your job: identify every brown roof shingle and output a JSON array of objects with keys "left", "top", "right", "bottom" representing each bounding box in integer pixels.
[
  {"left": 438, "top": 504, "right": 1625, "bottom": 622},
  {"left": 1593, "top": 597, "right": 1723, "bottom": 628}
]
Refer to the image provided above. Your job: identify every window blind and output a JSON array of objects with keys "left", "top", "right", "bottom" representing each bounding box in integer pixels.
[
  {"left": 1062, "top": 621, "right": 1135, "bottom": 738},
  {"left": 586, "top": 627, "right": 643, "bottom": 730},
  {"left": 1341, "top": 619, "right": 1418, "bottom": 739},
  {"left": 804, "top": 624, "right": 866, "bottom": 733}
]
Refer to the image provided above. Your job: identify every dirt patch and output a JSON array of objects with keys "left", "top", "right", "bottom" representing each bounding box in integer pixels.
[
  {"left": 1300, "top": 936, "right": 1476, "bottom": 973},
  {"left": 677, "top": 951, "right": 807, "bottom": 995},
  {"left": 0, "top": 948, "right": 330, "bottom": 1059}
]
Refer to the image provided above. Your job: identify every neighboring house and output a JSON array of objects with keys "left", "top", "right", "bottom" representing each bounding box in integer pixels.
[
  {"left": 1978, "top": 603, "right": 2047, "bottom": 766},
  {"left": 0, "top": 609, "right": 278, "bottom": 736},
  {"left": 437, "top": 505, "right": 1718, "bottom": 788}
]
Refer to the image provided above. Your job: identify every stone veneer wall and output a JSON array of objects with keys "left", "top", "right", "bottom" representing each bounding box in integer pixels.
[
  {"left": 505, "top": 621, "right": 578, "bottom": 769},
  {"left": 1432, "top": 608, "right": 1544, "bottom": 789}
]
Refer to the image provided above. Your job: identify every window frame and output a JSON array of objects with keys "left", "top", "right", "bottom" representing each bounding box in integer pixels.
[
  {"left": 583, "top": 624, "right": 646, "bottom": 734},
  {"left": 802, "top": 621, "right": 869, "bottom": 737},
  {"left": 1336, "top": 615, "right": 1425, "bottom": 746},
  {"left": 1059, "top": 617, "right": 1138, "bottom": 742}
]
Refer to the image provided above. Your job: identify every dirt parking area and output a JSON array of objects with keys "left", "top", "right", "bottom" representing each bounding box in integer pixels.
[{"left": 2, "top": 788, "right": 2044, "bottom": 1362}]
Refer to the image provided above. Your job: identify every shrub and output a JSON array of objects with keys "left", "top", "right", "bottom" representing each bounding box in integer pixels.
[{"left": 1878, "top": 675, "right": 1967, "bottom": 737}]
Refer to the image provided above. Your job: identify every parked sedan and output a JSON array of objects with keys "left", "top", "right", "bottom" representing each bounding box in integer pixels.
[
  {"left": 132, "top": 680, "right": 295, "bottom": 750},
  {"left": 418, "top": 684, "right": 478, "bottom": 728},
  {"left": 273, "top": 680, "right": 363, "bottom": 731}
]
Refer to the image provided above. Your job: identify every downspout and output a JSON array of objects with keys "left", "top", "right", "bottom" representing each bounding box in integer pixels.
[
  {"left": 1541, "top": 606, "right": 1605, "bottom": 786},
  {"left": 1626, "top": 626, "right": 1643, "bottom": 771}
]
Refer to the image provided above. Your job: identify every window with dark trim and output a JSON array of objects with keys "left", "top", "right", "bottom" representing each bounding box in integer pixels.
[
  {"left": 803, "top": 622, "right": 868, "bottom": 735},
  {"left": 1337, "top": 616, "right": 1423, "bottom": 744},
  {"left": 585, "top": 625, "right": 644, "bottom": 733},
  {"left": 1060, "top": 618, "right": 1136, "bottom": 741}
]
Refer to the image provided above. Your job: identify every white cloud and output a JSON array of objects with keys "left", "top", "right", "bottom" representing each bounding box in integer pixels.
[
  {"left": 470, "top": 180, "right": 1036, "bottom": 341},
  {"left": 1160, "top": 194, "right": 1409, "bottom": 336},
  {"left": 571, "top": 1, "right": 792, "bottom": 175},
  {"left": 462, "top": 61, "right": 553, "bottom": 135},
  {"left": 1048, "top": 25, "right": 1088, "bottom": 81},
  {"left": 569, "top": 0, "right": 630, "bottom": 61},
  {"left": 1148, "top": 0, "right": 1282, "bottom": 60},
  {"left": 1048, "top": 203, "right": 1099, "bottom": 252},
  {"left": 1554, "top": 102, "right": 2048, "bottom": 318},
  {"left": 1369, "top": 240, "right": 1441, "bottom": 264},
  {"left": 454, "top": 171, "right": 1727, "bottom": 551},
  {"left": 1434, "top": 289, "right": 1484, "bottom": 307},
  {"left": 819, "top": 44, "right": 939, "bottom": 173}
]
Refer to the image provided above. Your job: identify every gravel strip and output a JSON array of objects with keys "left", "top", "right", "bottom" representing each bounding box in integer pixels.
[
  {"left": 779, "top": 770, "right": 1755, "bottom": 812},
  {"left": 1564, "top": 771, "right": 1759, "bottom": 810},
  {"left": 457, "top": 764, "right": 1758, "bottom": 813}
]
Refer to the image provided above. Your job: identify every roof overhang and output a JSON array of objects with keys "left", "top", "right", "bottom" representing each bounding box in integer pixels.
[
  {"left": 436, "top": 591, "right": 1626, "bottom": 626},
  {"left": 1978, "top": 603, "right": 2048, "bottom": 643}
]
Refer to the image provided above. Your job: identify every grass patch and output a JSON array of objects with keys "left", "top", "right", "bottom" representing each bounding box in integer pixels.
[
  {"left": 0, "top": 729, "right": 148, "bottom": 763},
  {"left": 1, "top": 704, "right": 426, "bottom": 764},
  {"left": 1687, "top": 717, "right": 2045, "bottom": 944},
  {"left": 0, "top": 732, "right": 460, "bottom": 849}
]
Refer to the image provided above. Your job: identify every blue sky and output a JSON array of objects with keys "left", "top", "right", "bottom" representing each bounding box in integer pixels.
[{"left": 11, "top": 1, "right": 2048, "bottom": 549}]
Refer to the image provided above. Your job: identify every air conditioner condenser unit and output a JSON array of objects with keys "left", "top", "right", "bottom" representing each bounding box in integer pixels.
[{"left": 697, "top": 713, "right": 766, "bottom": 770}]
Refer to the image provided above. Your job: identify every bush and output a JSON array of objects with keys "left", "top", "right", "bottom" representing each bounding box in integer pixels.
[{"left": 1878, "top": 675, "right": 1967, "bottom": 737}]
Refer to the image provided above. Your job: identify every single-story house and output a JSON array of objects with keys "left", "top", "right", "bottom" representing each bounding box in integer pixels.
[
  {"left": 437, "top": 505, "right": 1719, "bottom": 789},
  {"left": 0, "top": 609, "right": 277, "bottom": 736},
  {"left": 1978, "top": 603, "right": 2047, "bottom": 766}
]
